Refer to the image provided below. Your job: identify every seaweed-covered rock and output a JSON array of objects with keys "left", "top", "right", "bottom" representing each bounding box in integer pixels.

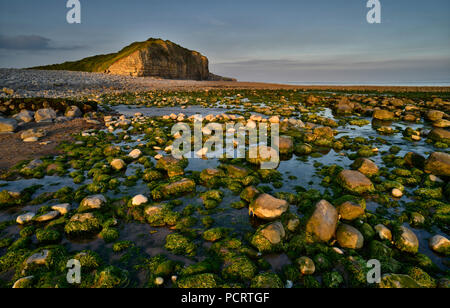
[
  {"left": 424, "top": 152, "right": 450, "bottom": 177},
  {"left": 337, "top": 170, "right": 375, "bottom": 194},
  {"left": 110, "top": 159, "right": 126, "bottom": 171},
  {"left": 351, "top": 158, "right": 379, "bottom": 176},
  {"left": 249, "top": 194, "right": 288, "bottom": 220},
  {"left": 375, "top": 224, "right": 392, "bottom": 241},
  {"left": 240, "top": 186, "right": 260, "bottom": 203},
  {"left": 336, "top": 224, "right": 364, "bottom": 249},
  {"left": 160, "top": 178, "right": 196, "bottom": 199},
  {"left": 394, "top": 226, "right": 419, "bottom": 254},
  {"left": 79, "top": 194, "right": 107, "bottom": 211},
  {"left": 297, "top": 256, "right": 315, "bottom": 275},
  {"left": 165, "top": 233, "right": 196, "bottom": 256},
  {"left": 250, "top": 272, "right": 283, "bottom": 288},
  {"left": 65, "top": 213, "right": 102, "bottom": 236},
  {"left": 373, "top": 109, "right": 394, "bottom": 121},
  {"left": 177, "top": 273, "right": 220, "bottom": 288},
  {"left": 428, "top": 128, "right": 450, "bottom": 144},
  {"left": 379, "top": 274, "right": 421, "bottom": 288},
  {"left": 337, "top": 201, "right": 365, "bottom": 221},
  {"left": 306, "top": 200, "right": 339, "bottom": 242},
  {"left": 156, "top": 155, "right": 186, "bottom": 177},
  {"left": 276, "top": 135, "right": 294, "bottom": 155},
  {"left": 222, "top": 255, "right": 257, "bottom": 282}
]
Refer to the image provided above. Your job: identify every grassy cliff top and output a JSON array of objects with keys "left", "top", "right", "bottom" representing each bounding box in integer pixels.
[{"left": 31, "top": 38, "right": 200, "bottom": 73}]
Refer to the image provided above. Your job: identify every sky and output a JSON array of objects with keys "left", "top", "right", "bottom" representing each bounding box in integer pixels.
[{"left": 0, "top": 0, "right": 449, "bottom": 84}]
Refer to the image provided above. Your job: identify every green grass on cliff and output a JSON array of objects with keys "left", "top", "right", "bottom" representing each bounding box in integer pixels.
[{"left": 31, "top": 38, "right": 190, "bottom": 73}]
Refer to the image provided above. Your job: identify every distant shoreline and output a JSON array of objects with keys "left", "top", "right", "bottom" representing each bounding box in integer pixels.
[{"left": 1, "top": 69, "right": 449, "bottom": 98}]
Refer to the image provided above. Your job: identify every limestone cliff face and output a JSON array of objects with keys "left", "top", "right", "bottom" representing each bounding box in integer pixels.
[{"left": 106, "top": 40, "right": 210, "bottom": 80}]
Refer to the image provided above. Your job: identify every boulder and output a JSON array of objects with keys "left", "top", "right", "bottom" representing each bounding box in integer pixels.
[
  {"left": 0, "top": 118, "right": 17, "bottom": 133},
  {"left": 428, "top": 128, "right": 450, "bottom": 143},
  {"left": 79, "top": 194, "right": 107, "bottom": 211},
  {"left": 305, "top": 200, "right": 339, "bottom": 242},
  {"left": 351, "top": 158, "right": 379, "bottom": 176},
  {"left": 249, "top": 194, "right": 289, "bottom": 220},
  {"left": 13, "top": 110, "right": 34, "bottom": 123},
  {"left": 424, "top": 152, "right": 450, "bottom": 177},
  {"left": 373, "top": 109, "right": 395, "bottom": 121},
  {"left": 337, "top": 170, "right": 375, "bottom": 194},
  {"left": 336, "top": 224, "right": 364, "bottom": 249},
  {"left": 35, "top": 108, "right": 56, "bottom": 122},
  {"left": 429, "top": 235, "right": 450, "bottom": 255},
  {"left": 337, "top": 201, "right": 365, "bottom": 221},
  {"left": 395, "top": 226, "right": 419, "bottom": 254},
  {"left": 65, "top": 106, "right": 82, "bottom": 118},
  {"left": 275, "top": 135, "right": 294, "bottom": 155},
  {"left": 260, "top": 221, "right": 286, "bottom": 245},
  {"left": 427, "top": 110, "right": 445, "bottom": 122},
  {"left": 433, "top": 119, "right": 450, "bottom": 128}
]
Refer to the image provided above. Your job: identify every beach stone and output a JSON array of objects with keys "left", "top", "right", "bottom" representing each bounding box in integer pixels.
[
  {"left": 395, "top": 226, "right": 419, "bottom": 254},
  {"left": 80, "top": 194, "right": 107, "bottom": 210},
  {"left": 379, "top": 274, "right": 421, "bottom": 288},
  {"left": 65, "top": 105, "right": 82, "bottom": 118},
  {"left": 375, "top": 224, "right": 392, "bottom": 241},
  {"left": 35, "top": 108, "right": 56, "bottom": 122},
  {"left": 429, "top": 235, "right": 450, "bottom": 255},
  {"left": 404, "top": 152, "right": 426, "bottom": 169},
  {"left": 428, "top": 128, "right": 450, "bottom": 143},
  {"left": 427, "top": 110, "right": 445, "bottom": 122},
  {"left": 13, "top": 110, "right": 34, "bottom": 123},
  {"left": 337, "top": 170, "right": 375, "bottom": 194},
  {"left": 424, "top": 152, "right": 450, "bottom": 177},
  {"left": 392, "top": 188, "right": 403, "bottom": 198},
  {"left": 34, "top": 211, "right": 60, "bottom": 222},
  {"left": 51, "top": 203, "right": 71, "bottom": 215},
  {"left": 162, "top": 178, "right": 196, "bottom": 197},
  {"left": 336, "top": 224, "right": 364, "bottom": 249},
  {"left": 260, "top": 222, "right": 286, "bottom": 245},
  {"left": 306, "top": 200, "right": 339, "bottom": 242},
  {"left": 351, "top": 158, "right": 379, "bottom": 176},
  {"left": 297, "top": 257, "right": 315, "bottom": 275},
  {"left": 16, "top": 212, "right": 35, "bottom": 225},
  {"left": 20, "top": 128, "right": 46, "bottom": 140},
  {"left": 0, "top": 118, "right": 17, "bottom": 133},
  {"left": 337, "top": 201, "right": 365, "bottom": 221},
  {"left": 249, "top": 194, "right": 289, "bottom": 221},
  {"left": 111, "top": 158, "right": 126, "bottom": 171},
  {"left": 128, "top": 149, "right": 142, "bottom": 159},
  {"left": 373, "top": 109, "right": 394, "bottom": 121},
  {"left": 132, "top": 194, "right": 148, "bottom": 206}
]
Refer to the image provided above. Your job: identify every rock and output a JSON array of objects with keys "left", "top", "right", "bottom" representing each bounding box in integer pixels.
[
  {"left": 65, "top": 213, "right": 102, "bottom": 235},
  {"left": 424, "top": 152, "right": 450, "bottom": 177},
  {"left": 0, "top": 118, "right": 17, "bottom": 133},
  {"left": 275, "top": 135, "right": 293, "bottom": 155},
  {"left": 226, "top": 164, "right": 249, "bottom": 178},
  {"left": 34, "top": 108, "right": 56, "bottom": 122},
  {"left": 128, "top": 149, "right": 142, "bottom": 159},
  {"left": 337, "top": 201, "right": 365, "bottom": 220},
  {"left": 336, "top": 224, "right": 364, "bottom": 249},
  {"left": 12, "top": 276, "right": 34, "bottom": 288},
  {"left": 51, "top": 203, "right": 71, "bottom": 215},
  {"left": 335, "top": 98, "right": 355, "bottom": 115},
  {"left": 259, "top": 222, "right": 286, "bottom": 245},
  {"left": 297, "top": 257, "right": 315, "bottom": 275},
  {"left": 16, "top": 212, "right": 35, "bottom": 225},
  {"left": 427, "top": 110, "right": 445, "bottom": 122},
  {"left": 23, "top": 137, "right": 38, "bottom": 143},
  {"left": 65, "top": 105, "right": 82, "bottom": 118},
  {"left": 156, "top": 155, "right": 185, "bottom": 177},
  {"left": 131, "top": 194, "right": 148, "bottom": 206},
  {"left": 20, "top": 128, "right": 46, "bottom": 141},
  {"left": 395, "top": 226, "right": 419, "bottom": 254},
  {"left": 337, "top": 170, "right": 375, "bottom": 194},
  {"left": 240, "top": 186, "right": 260, "bottom": 203},
  {"left": 373, "top": 109, "right": 395, "bottom": 121},
  {"left": 379, "top": 274, "right": 421, "bottom": 288},
  {"left": 34, "top": 211, "right": 60, "bottom": 222},
  {"left": 110, "top": 158, "right": 126, "bottom": 171},
  {"left": 404, "top": 152, "right": 426, "bottom": 169},
  {"left": 306, "top": 200, "right": 339, "bottom": 242},
  {"left": 392, "top": 188, "right": 403, "bottom": 198},
  {"left": 13, "top": 110, "right": 34, "bottom": 123},
  {"left": 351, "top": 158, "right": 379, "bottom": 176},
  {"left": 375, "top": 224, "right": 392, "bottom": 241},
  {"left": 428, "top": 128, "right": 450, "bottom": 143},
  {"left": 433, "top": 119, "right": 450, "bottom": 128},
  {"left": 25, "top": 250, "right": 50, "bottom": 265},
  {"left": 313, "top": 126, "right": 334, "bottom": 140},
  {"left": 80, "top": 194, "right": 107, "bottom": 211},
  {"left": 429, "top": 235, "right": 450, "bottom": 255},
  {"left": 249, "top": 194, "right": 289, "bottom": 221},
  {"left": 287, "top": 218, "right": 300, "bottom": 232},
  {"left": 269, "top": 116, "right": 280, "bottom": 123},
  {"left": 161, "top": 178, "right": 196, "bottom": 198}
]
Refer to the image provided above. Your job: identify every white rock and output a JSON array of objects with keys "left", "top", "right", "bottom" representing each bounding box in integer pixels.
[
  {"left": 375, "top": 224, "right": 392, "bottom": 241},
  {"left": 51, "top": 203, "right": 71, "bottom": 215},
  {"left": 132, "top": 194, "right": 148, "bottom": 206},
  {"left": 128, "top": 149, "right": 142, "bottom": 159},
  {"left": 16, "top": 212, "right": 35, "bottom": 225},
  {"left": 429, "top": 235, "right": 450, "bottom": 255},
  {"left": 392, "top": 188, "right": 403, "bottom": 198},
  {"left": 111, "top": 158, "right": 126, "bottom": 171}
]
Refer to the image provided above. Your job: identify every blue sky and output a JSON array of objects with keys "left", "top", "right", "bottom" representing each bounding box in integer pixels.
[{"left": 0, "top": 0, "right": 449, "bottom": 83}]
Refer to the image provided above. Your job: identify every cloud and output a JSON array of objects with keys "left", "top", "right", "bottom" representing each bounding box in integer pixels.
[{"left": 0, "top": 34, "right": 84, "bottom": 50}]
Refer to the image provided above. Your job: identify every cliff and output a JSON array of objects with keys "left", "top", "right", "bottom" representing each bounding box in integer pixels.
[{"left": 32, "top": 38, "right": 235, "bottom": 81}]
